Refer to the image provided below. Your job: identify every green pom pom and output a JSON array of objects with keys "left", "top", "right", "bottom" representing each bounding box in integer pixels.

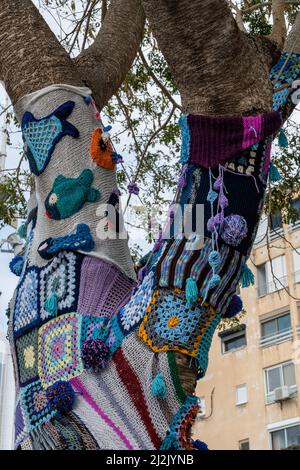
[
  {"left": 44, "top": 291, "right": 58, "bottom": 316},
  {"left": 278, "top": 128, "right": 288, "bottom": 149},
  {"left": 151, "top": 372, "right": 167, "bottom": 399},
  {"left": 17, "top": 223, "right": 27, "bottom": 239},
  {"left": 185, "top": 277, "right": 198, "bottom": 305},
  {"left": 269, "top": 162, "right": 282, "bottom": 183},
  {"left": 240, "top": 264, "right": 255, "bottom": 288}
]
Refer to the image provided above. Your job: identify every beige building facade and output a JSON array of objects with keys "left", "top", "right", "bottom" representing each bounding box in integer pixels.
[{"left": 195, "top": 201, "right": 300, "bottom": 450}]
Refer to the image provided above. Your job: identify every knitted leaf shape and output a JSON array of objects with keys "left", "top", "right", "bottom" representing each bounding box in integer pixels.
[
  {"left": 44, "top": 169, "right": 101, "bottom": 220},
  {"left": 22, "top": 101, "right": 79, "bottom": 176},
  {"left": 90, "top": 128, "right": 115, "bottom": 170}
]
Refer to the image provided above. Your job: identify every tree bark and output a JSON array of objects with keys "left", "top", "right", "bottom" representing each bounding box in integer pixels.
[
  {"left": 75, "top": 0, "right": 145, "bottom": 110},
  {"left": 0, "top": 0, "right": 145, "bottom": 109},
  {"left": 141, "top": 0, "right": 274, "bottom": 115},
  {"left": 0, "top": 0, "right": 82, "bottom": 104}
]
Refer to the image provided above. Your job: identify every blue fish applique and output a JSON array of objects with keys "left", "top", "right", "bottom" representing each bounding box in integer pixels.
[
  {"left": 44, "top": 169, "right": 101, "bottom": 220},
  {"left": 22, "top": 101, "right": 79, "bottom": 176},
  {"left": 38, "top": 224, "right": 95, "bottom": 260}
]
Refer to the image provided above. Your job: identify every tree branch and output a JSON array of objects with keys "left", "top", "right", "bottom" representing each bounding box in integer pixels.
[
  {"left": 0, "top": 0, "right": 82, "bottom": 104},
  {"left": 270, "top": 0, "right": 287, "bottom": 49},
  {"left": 141, "top": 0, "right": 274, "bottom": 115},
  {"left": 75, "top": 0, "right": 145, "bottom": 110},
  {"left": 284, "top": 10, "right": 300, "bottom": 52}
]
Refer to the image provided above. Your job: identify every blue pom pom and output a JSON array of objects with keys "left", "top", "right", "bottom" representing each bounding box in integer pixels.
[
  {"left": 208, "top": 274, "right": 221, "bottom": 289},
  {"left": 46, "top": 381, "right": 75, "bottom": 413},
  {"left": 207, "top": 190, "right": 218, "bottom": 203},
  {"left": 208, "top": 250, "right": 221, "bottom": 268},
  {"left": 151, "top": 372, "right": 167, "bottom": 399},
  {"left": 9, "top": 255, "right": 24, "bottom": 276},
  {"left": 44, "top": 291, "right": 58, "bottom": 316},
  {"left": 240, "top": 264, "right": 255, "bottom": 288},
  {"left": 103, "top": 125, "right": 112, "bottom": 132},
  {"left": 193, "top": 439, "right": 209, "bottom": 451},
  {"left": 185, "top": 277, "right": 199, "bottom": 305},
  {"left": 269, "top": 162, "right": 282, "bottom": 182},
  {"left": 278, "top": 128, "right": 288, "bottom": 149},
  {"left": 223, "top": 294, "right": 243, "bottom": 318}
]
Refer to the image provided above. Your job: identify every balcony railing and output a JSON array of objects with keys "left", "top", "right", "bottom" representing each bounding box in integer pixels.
[
  {"left": 288, "top": 220, "right": 300, "bottom": 232},
  {"left": 297, "top": 325, "right": 300, "bottom": 336},
  {"left": 260, "top": 327, "right": 293, "bottom": 348},
  {"left": 257, "top": 275, "right": 289, "bottom": 298}
]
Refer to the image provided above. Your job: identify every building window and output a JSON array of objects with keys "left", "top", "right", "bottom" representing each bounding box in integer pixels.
[
  {"left": 257, "top": 255, "right": 288, "bottom": 297},
  {"left": 197, "top": 396, "right": 206, "bottom": 417},
  {"left": 293, "top": 250, "right": 300, "bottom": 284},
  {"left": 260, "top": 312, "right": 292, "bottom": 347},
  {"left": 219, "top": 325, "right": 247, "bottom": 354},
  {"left": 239, "top": 439, "right": 250, "bottom": 450},
  {"left": 236, "top": 384, "right": 248, "bottom": 406},
  {"left": 264, "top": 362, "right": 297, "bottom": 403},
  {"left": 270, "top": 425, "right": 300, "bottom": 450}
]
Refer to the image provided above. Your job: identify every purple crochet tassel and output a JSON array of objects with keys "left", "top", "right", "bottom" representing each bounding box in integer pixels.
[
  {"left": 178, "top": 164, "right": 189, "bottom": 188},
  {"left": 127, "top": 182, "right": 140, "bottom": 195}
]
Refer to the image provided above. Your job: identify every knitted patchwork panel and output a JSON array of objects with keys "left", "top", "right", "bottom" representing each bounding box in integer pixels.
[
  {"left": 179, "top": 111, "right": 281, "bottom": 169},
  {"left": 14, "top": 268, "right": 39, "bottom": 336},
  {"left": 78, "top": 256, "right": 135, "bottom": 318},
  {"left": 156, "top": 237, "right": 245, "bottom": 314},
  {"left": 20, "top": 380, "right": 56, "bottom": 431},
  {"left": 22, "top": 101, "right": 79, "bottom": 176},
  {"left": 138, "top": 288, "right": 216, "bottom": 359},
  {"left": 38, "top": 313, "right": 83, "bottom": 387},
  {"left": 39, "top": 251, "right": 81, "bottom": 321},
  {"left": 118, "top": 271, "right": 156, "bottom": 334},
  {"left": 15, "top": 328, "right": 39, "bottom": 385}
]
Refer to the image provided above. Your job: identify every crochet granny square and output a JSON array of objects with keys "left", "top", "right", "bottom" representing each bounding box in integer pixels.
[
  {"left": 14, "top": 269, "right": 39, "bottom": 336},
  {"left": 38, "top": 313, "right": 83, "bottom": 388},
  {"left": 39, "top": 251, "right": 80, "bottom": 321},
  {"left": 16, "top": 328, "right": 39, "bottom": 385},
  {"left": 20, "top": 380, "right": 56, "bottom": 431},
  {"left": 138, "top": 288, "right": 216, "bottom": 358}
]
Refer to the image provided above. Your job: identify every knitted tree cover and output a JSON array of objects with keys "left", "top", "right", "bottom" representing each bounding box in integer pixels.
[{"left": 8, "top": 53, "right": 300, "bottom": 450}]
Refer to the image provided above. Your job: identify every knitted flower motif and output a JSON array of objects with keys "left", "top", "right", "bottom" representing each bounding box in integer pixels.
[
  {"left": 23, "top": 345, "right": 35, "bottom": 369},
  {"left": 220, "top": 214, "right": 248, "bottom": 247}
]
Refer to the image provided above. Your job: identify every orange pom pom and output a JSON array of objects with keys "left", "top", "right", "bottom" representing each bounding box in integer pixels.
[{"left": 90, "top": 128, "right": 115, "bottom": 171}]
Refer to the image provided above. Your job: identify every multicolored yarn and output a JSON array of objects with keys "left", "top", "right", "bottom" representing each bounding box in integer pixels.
[
  {"left": 46, "top": 381, "right": 75, "bottom": 413},
  {"left": 38, "top": 224, "right": 95, "bottom": 260},
  {"left": 9, "top": 53, "right": 300, "bottom": 450},
  {"left": 22, "top": 101, "right": 79, "bottom": 175},
  {"left": 271, "top": 52, "right": 300, "bottom": 114},
  {"left": 38, "top": 313, "right": 83, "bottom": 388},
  {"left": 45, "top": 169, "right": 101, "bottom": 220},
  {"left": 160, "top": 395, "right": 199, "bottom": 450},
  {"left": 220, "top": 214, "right": 248, "bottom": 247},
  {"left": 82, "top": 338, "right": 109, "bottom": 371},
  {"left": 138, "top": 288, "right": 216, "bottom": 363}
]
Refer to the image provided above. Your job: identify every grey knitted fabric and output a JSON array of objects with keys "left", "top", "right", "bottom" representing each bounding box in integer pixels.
[{"left": 14, "top": 85, "right": 136, "bottom": 280}]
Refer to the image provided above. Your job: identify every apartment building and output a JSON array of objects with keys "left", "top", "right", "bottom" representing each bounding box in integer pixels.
[
  {"left": 0, "top": 331, "right": 15, "bottom": 449},
  {"left": 195, "top": 198, "right": 300, "bottom": 450}
]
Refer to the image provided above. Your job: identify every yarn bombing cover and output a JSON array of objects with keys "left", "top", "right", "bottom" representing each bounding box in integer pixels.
[{"left": 7, "top": 52, "right": 300, "bottom": 450}]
